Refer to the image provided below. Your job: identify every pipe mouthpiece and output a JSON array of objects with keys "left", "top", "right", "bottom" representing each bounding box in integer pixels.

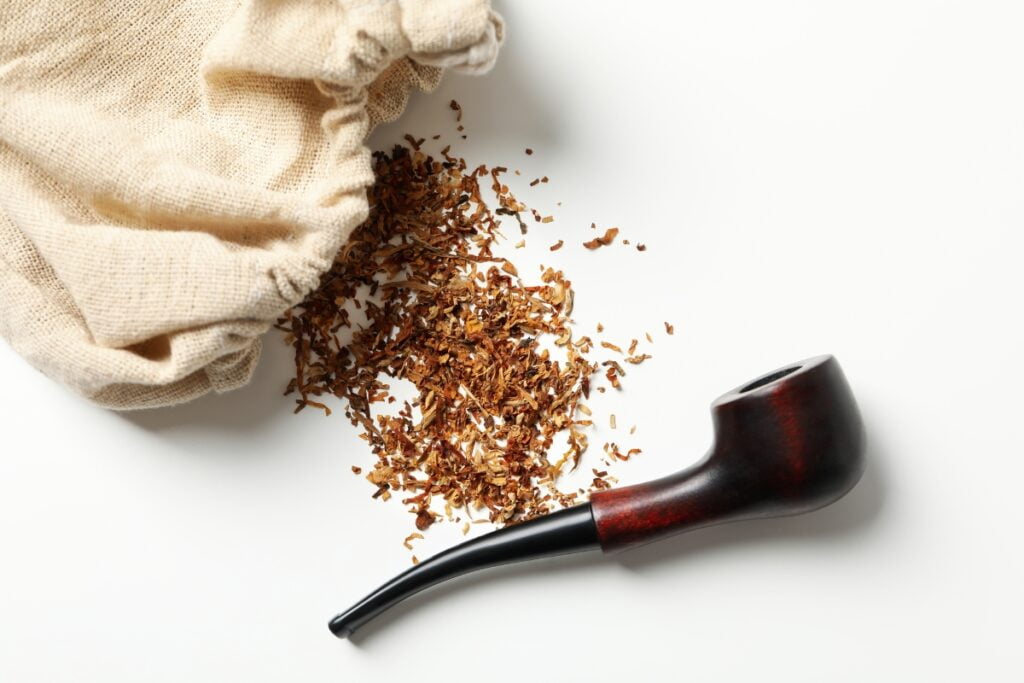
[{"left": 327, "top": 505, "right": 599, "bottom": 639}]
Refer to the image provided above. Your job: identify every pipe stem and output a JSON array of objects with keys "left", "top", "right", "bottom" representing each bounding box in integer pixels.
[{"left": 329, "top": 504, "right": 599, "bottom": 638}]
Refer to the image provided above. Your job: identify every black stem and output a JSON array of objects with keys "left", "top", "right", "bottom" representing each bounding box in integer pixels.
[{"left": 329, "top": 503, "right": 599, "bottom": 638}]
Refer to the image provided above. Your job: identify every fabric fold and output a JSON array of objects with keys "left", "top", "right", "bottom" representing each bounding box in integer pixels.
[{"left": 0, "top": 0, "right": 503, "bottom": 409}]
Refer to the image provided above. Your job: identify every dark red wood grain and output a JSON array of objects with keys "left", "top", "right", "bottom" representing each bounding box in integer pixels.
[{"left": 590, "top": 355, "right": 865, "bottom": 552}]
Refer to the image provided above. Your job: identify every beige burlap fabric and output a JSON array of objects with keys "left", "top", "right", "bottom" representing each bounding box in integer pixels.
[{"left": 0, "top": 0, "right": 503, "bottom": 409}]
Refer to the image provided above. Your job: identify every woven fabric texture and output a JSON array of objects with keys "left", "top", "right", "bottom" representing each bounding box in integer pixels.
[{"left": 0, "top": 0, "right": 503, "bottom": 409}]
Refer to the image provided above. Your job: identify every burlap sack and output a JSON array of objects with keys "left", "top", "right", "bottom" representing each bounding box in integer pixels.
[{"left": 0, "top": 0, "right": 503, "bottom": 409}]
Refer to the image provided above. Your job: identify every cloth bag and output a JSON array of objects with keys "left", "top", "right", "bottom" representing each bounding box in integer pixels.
[{"left": 0, "top": 0, "right": 503, "bottom": 409}]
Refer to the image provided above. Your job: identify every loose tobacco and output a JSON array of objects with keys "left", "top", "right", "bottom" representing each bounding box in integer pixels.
[{"left": 279, "top": 132, "right": 655, "bottom": 536}]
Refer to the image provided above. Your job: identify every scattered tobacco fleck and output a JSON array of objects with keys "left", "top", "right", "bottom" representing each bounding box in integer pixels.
[
  {"left": 415, "top": 508, "right": 436, "bottom": 532},
  {"left": 403, "top": 532, "right": 424, "bottom": 550},
  {"left": 637, "top": 244, "right": 647, "bottom": 252},
  {"left": 410, "top": 134, "right": 430, "bottom": 149},
  {"left": 603, "top": 442, "right": 642, "bottom": 462},
  {"left": 351, "top": 466, "right": 362, "bottom": 475},
  {"left": 583, "top": 227, "right": 619, "bottom": 250},
  {"left": 449, "top": 99, "right": 462, "bottom": 122},
  {"left": 550, "top": 240, "right": 564, "bottom": 251},
  {"left": 665, "top": 321, "right": 675, "bottom": 335},
  {"left": 525, "top": 148, "right": 533, "bottom": 155}
]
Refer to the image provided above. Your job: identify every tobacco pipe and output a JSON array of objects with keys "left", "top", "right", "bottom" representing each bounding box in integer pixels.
[{"left": 329, "top": 354, "right": 865, "bottom": 638}]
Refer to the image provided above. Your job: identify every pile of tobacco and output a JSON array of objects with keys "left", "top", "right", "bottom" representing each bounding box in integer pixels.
[{"left": 278, "top": 128, "right": 658, "bottom": 537}]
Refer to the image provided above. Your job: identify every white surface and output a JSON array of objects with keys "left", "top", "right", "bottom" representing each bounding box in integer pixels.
[{"left": 2, "top": 1, "right": 1023, "bottom": 680}]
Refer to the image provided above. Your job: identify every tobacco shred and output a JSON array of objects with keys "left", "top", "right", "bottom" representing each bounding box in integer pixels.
[
  {"left": 278, "top": 139, "right": 655, "bottom": 533},
  {"left": 583, "top": 227, "right": 619, "bottom": 250}
]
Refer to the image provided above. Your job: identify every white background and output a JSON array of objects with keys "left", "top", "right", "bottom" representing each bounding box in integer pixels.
[{"left": 2, "top": 1, "right": 1023, "bottom": 680}]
